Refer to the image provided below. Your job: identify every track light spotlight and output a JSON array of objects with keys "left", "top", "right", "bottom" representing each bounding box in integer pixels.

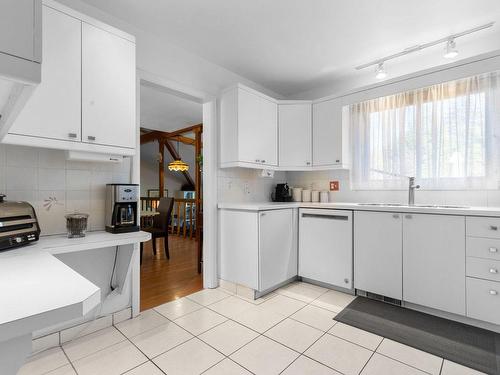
[
  {"left": 375, "top": 63, "right": 387, "bottom": 79},
  {"left": 444, "top": 39, "right": 458, "bottom": 59}
]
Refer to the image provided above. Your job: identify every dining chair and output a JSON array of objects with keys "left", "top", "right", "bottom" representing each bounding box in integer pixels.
[{"left": 140, "top": 197, "right": 174, "bottom": 264}]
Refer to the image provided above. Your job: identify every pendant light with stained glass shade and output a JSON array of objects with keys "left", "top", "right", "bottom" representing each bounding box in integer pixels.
[{"left": 168, "top": 139, "right": 189, "bottom": 172}]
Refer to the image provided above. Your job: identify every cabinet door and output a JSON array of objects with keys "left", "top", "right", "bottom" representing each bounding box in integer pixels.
[
  {"left": 403, "top": 214, "right": 466, "bottom": 315},
  {"left": 299, "top": 209, "right": 353, "bottom": 289},
  {"left": 219, "top": 210, "right": 259, "bottom": 290},
  {"left": 278, "top": 103, "right": 312, "bottom": 168},
  {"left": 10, "top": 6, "right": 81, "bottom": 141},
  {"left": 354, "top": 211, "right": 402, "bottom": 300},
  {"left": 82, "top": 23, "right": 136, "bottom": 149},
  {"left": 238, "top": 88, "right": 278, "bottom": 166},
  {"left": 259, "top": 209, "right": 296, "bottom": 291},
  {"left": 0, "top": 0, "right": 36, "bottom": 61},
  {"left": 313, "top": 98, "right": 343, "bottom": 166}
]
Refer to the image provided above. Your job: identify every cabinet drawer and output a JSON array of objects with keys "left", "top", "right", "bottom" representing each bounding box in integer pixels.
[
  {"left": 466, "top": 277, "right": 500, "bottom": 325},
  {"left": 466, "top": 217, "right": 500, "bottom": 238},
  {"left": 466, "top": 257, "right": 500, "bottom": 282},
  {"left": 466, "top": 237, "right": 500, "bottom": 260}
]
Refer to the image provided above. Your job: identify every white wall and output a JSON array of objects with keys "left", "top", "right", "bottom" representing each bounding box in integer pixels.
[{"left": 0, "top": 144, "right": 131, "bottom": 235}]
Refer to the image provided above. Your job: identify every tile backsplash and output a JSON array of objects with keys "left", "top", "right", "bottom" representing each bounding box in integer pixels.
[
  {"left": 0, "top": 145, "right": 131, "bottom": 236},
  {"left": 287, "top": 169, "right": 500, "bottom": 207}
]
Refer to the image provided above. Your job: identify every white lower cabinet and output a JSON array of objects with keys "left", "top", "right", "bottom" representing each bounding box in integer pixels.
[
  {"left": 219, "top": 208, "right": 296, "bottom": 292},
  {"left": 299, "top": 209, "right": 353, "bottom": 289},
  {"left": 354, "top": 211, "right": 402, "bottom": 300},
  {"left": 403, "top": 213, "right": 466, "bottom": 315},
  {"left": 466, "top": 277, "right": 500, "bottom": 325}
]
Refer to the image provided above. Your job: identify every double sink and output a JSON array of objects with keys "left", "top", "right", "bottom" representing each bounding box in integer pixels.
[{"left": 357, "top": 203, "right": 470, "bottom": 209}]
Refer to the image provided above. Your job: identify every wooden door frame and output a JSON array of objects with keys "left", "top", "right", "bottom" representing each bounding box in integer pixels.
[{"left": 131, "top": 69, "right": 218, "bottom": 315}]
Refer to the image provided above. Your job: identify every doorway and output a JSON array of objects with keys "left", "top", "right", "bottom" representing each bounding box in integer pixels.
[{"left": 138, "top": 79, "right": 204, "bottom": 311}]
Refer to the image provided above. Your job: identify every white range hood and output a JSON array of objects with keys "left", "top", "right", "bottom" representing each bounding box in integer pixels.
[{"left": 0, "top": 0, "right": 42, "bottom": 139}]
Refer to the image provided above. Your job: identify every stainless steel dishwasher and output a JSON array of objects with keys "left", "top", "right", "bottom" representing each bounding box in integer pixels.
[{"left": 298, "top": 208, "right": 353, "bottom": 290}]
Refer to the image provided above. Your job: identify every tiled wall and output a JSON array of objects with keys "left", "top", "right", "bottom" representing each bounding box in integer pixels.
[
  {"left": 217, "top": 167, "right": 287, "bottom": 203},
  {"left": 0, "top": 144, "right": 131, "bottom": 236},
  {"left": 287, "top": 170, "right": 500, "bottom": 207}
]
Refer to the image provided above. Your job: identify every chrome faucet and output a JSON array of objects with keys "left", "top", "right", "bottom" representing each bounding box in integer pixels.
[{"left": 408, "top": 177, "right": 420, "bottom": 206}]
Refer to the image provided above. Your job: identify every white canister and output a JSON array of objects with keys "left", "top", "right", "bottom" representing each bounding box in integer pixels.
[
  {"left": 311, "top": 190, "right": 320, "bottom": 202},
  {"left": 291, "top": 187, "right": 303, "bottom": 202},
  {"left": 320, "top": 191, "right": 329, "bottom": 203},
  {"left": 328, "top": 191, "right": 336, "bottom": 202},
  {"left": 302, "top": 189, "right": 312, "bottom": 202}
]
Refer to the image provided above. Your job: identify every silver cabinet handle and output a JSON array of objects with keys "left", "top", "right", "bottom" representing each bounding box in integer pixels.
[
  {"left": 490, "top": 268, "right": 498, "bottom": 274},
  {"left": 393, "top": 214, "right": 400, "bottom": 219},
  {"left": 490, "top": 225, "right": 498, "bottom": 231},
  {"left": 68, "top": 133, "right": 77, "bottom": 138},
  {"left": 261, "top": 160, "right": 266, "bottom": 163},
  {"left": 489, "top": 247, "right": 498, "bottom": 253},
  {"left": 335, "top": 159, "right": 340, "bottom": 163},
  {"left": 306, "top": 162, "right": 311, "bottom": 165},
  {"left": 88, "top": 136, "right": 96, "bottom": 141},
  {"left": 255, "top": 159, "right": 261, "bottom": 163},
  {"left": 490, "top": 290, "right": 498, "bottom": 295},
  {"left": 301, "top": 213, "right": 349, "bottom": 220},
  {"left": 405, "top": 214, "right": 413, "bottom": 219}
]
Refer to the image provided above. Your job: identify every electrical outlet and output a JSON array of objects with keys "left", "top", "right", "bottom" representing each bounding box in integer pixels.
[{"left": 330, "top": 181, "right": 339, "bottom": 191}]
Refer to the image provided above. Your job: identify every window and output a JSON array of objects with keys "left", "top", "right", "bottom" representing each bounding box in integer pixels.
[{"left": 349, "top": 71, "right": 500, "bottom": 190}]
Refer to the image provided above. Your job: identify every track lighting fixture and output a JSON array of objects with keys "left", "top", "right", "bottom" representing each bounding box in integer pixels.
[
  {"left": 443, "top": 39, "right": 458, "bottom": 59},
  {"left": 375, "top": 63, "right": 387, "bottom": 79}
]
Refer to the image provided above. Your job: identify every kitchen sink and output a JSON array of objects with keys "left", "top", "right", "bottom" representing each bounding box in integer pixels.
[{"left": 356, "top": 203, "right": 470, "bottom": 209}]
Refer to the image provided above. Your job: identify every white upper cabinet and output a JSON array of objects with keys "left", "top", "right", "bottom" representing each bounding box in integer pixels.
[
  {"left": 354, "top": 211, "right": 403, "bottom": 300},
  {"left": 312, "top": 98, "right": 348, "bottom": 167},
  {"left": 10, "top": 5, "right": 81, "bottom": 141},
  {"left": 4, "top": 2, "right": 136, "bottom": 155},
  {"left": 0, "top": 0, "right": 41, "bottom": 62},
  {"left": 278, "top": 102, "right": 312, "bottom": 168},
  {"left": 82, "top": 23, "right": 136, "bottom": 149},
  {"left": 403, "top": 213, "right": 466, "bottom": 316},
  {"left": 220, "top": 85, "right": 278, "bottom": 168}
]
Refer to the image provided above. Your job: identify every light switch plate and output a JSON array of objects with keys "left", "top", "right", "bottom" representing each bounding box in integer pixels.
[{"left": 330, "top": 181, "right": 339, "bottom": 191}]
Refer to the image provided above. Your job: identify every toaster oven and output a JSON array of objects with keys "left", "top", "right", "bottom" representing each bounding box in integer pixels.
[{"left": 0, "top": 194, "right": 40, "bottom": 251}]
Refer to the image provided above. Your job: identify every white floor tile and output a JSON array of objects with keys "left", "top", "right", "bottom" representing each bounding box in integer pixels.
[
  {"left": 305, "top": 334, "right": 372, "bottom": 375},
  {"left": 311, "top": 290, "right": 356, "bottom": 312},
  {"left": 277, "top": 283, "right": 326, "bottom": 303},
  {"left": 153, "top": 338, "right": 224, "bottom": 375},
  {"left": 328, "top": 322, "right": 382, "bottom": 350},
  {"left": 123, "top": 361, "right": 164, "bottom": 375},
  {"left": 113, "top": 307, "right": 132, "bottom": 325},
  {"left": 115, "top": 309, "right": 169, "bottom": 338},
  {"left": 440, "top": 360, "right": 487, "bottom": 375},
  {"left": 198, "top": 320, "right": 259, "bottom": 355},
  {"left": 186, "top": 288, "right": 230, "bottom": 306},
  {"left": 62, "top": 326, "right": 125, "bottom": 362},
  {"left": 208, "top": 295, "right": 254, "bottom": 319},
  {"left": 174, "top": 307, "right": 227, "bottom": 335},
  {"left": 295, "top": 282, "right": 329, "bottom": 293},
  {"left": 71, "top": 340, "right": 147, "bottom": 375},
  {"left": 32, "top": 333, "right": 60, "bottom": 354},
  {"left": 130, "top": 321, "right": 193, "bottom": 358},
  {"left": 376, "top": 339, "right": 443, "bottom": 375},
  {"left": 259, "top": 294, "right": 307, "bottom": 316},
  {"left": 230, "top": 335, "right": 299, "bottom": 375},
  {"left": 281, "top": 356, "right": 341, "bottom": 375},
  {"left": 361, "top": 353, "right": 428, "bottom": 375},
  {"left": 290, "top": 305, "right": 338, "bottom": 331},
  {"left": 233, "top": 304, "right": 286, "bottom": 333},
  {"left": 265, "top": 318, "right": 323, "bottom": 353},
  {"left": 154, "top": 297, "right": 203, "bottom": 320},
  {"left": 60, "top": 315, "right": 113, "bottom": 343},
  {"left": 202, "top": 358, "right": 252, "bottom": 375},
  {"left": 18, "top": 347, "right": 70, "bottom": 375},
  {"left": 46, "top": 364, "right": 77, "bottom": 375}
]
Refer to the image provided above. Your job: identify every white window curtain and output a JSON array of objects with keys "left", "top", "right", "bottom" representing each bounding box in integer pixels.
[{"left": 350, "top": 71, "right": 500, "bottom": 190}]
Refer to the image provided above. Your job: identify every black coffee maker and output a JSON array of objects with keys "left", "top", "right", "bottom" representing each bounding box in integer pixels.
[{"left": 271, "top": 183, "right": 292, "bottom": 202}]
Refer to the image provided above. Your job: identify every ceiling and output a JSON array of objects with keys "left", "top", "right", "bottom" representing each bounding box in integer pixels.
[
  {"left": 81, "top": 0, "right": 500, "bottom": 96},
  {"left": 140, "top": 83, "right": 202, "bottom": 133}
]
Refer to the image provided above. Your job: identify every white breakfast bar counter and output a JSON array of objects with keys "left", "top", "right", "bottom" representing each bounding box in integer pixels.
[{"left": 0, "top": 231, "right": 150, "bottom": 375}]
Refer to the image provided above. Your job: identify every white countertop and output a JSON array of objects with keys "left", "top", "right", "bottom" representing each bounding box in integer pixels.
[
  {"left": 218, "top": 202, "right": 500, "bottom": 217},
  {"left": 0, "top": 231, "right": 151, "bottom": 341}
]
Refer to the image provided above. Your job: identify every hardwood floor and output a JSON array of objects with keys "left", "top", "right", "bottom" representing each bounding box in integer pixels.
[{"left": 140, "top": 235, "right": 203, "bottom": 311}]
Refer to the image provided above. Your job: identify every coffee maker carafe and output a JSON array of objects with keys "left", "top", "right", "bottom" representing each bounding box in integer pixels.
[{"left": 105, "top": 184, "right": 140, "bottom": 233}]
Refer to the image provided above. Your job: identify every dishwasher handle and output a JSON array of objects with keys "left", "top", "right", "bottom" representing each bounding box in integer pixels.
[{"left": 301, "top": 213, "right": 349, "bottom": 221}]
